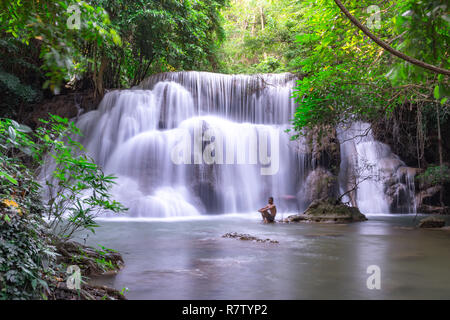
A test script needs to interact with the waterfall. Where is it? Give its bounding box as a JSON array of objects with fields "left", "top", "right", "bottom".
[
  {"left": 338, "top": 122, "right": 417, "bottom": 214},
  {"left": 72, "top": 71, "right": 415, "bottom": 217},
  {"left": 75, "top": 72, "right": 302, "bottom": 217}
]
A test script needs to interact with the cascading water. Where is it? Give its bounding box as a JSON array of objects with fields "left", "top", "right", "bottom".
[
  {"left": 338, "top": 122, "right": 417, "bottom": 214},
  {"left": 75, "top": 72, "right": 302, "bottom": 217},
  {"left": 72, "top": 71, "right": 415, "bottom": 217}
]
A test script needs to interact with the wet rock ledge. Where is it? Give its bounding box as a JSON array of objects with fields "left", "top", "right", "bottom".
[{"left": 284, "top": 198, "right": 368, "bottom": 223}]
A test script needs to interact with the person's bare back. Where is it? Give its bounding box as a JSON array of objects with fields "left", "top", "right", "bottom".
[{"left": 258, "top": 197, "right": 277, "bottom": 223}]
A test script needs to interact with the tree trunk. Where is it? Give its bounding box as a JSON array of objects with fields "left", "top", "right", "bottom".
[
  {"left": 260, "top": 7, "right": 264, "bottom": 31},
  {"left": 416, "top": 103, "right": 425, "bottom": 168},
  {"left": 436, "top": 104, "right": 444, "bottom": 207},
  {"left": 95, "top": 56, "right": 108, "bottom": 99},
  {"left": 251, "top": 15, "right": 256, "bottom": 36}
]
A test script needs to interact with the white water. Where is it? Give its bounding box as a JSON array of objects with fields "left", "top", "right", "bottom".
[
  {"left": 338, "top": 122, "right": 416, "bottom": 214},
  {"left": 73, "top": 71, "right": 415, "bottom": 217}
]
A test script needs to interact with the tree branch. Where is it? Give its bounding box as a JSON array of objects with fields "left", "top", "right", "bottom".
[
  {"left": 338, "top": 175, "right": 371, "bottom": 203},
  {"left": 333, "top": 0, "right": 450, "bottom": 76}
]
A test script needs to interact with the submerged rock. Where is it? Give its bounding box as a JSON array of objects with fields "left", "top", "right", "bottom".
[
  {"left": 284, "top": 198, "right": 367, "bottom": 223},
  {"left": 222, "top": 232, "right": 279, "bottom": 244},
  {"left": 418, "top": 216, "right": 446, "bottom": 229}
]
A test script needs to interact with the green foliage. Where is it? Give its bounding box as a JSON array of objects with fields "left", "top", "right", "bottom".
[
  {"left": 93, "top": 0, "right": 227, "bottom": 86},
  {"left": 0, "top": 203, "right": 56, "bottom": 300},
  {"left": 290, "top": 0, "right": 394, "bottom": 133},
  {"left": 219, "top": 0, "right": 449, "bottom": 167},
  {"left": 0, "top": 205, "right": 56, "bottom": 300},
  {"left": 0, "top": 119, "right": 56, "bottom": 300},
  {"left": 0, "top": 69, "right": 37, "bottom": 103},
  {"left": 0, "top": 0, "right": 228, "bottom": 109},
  {"left": 287, "top": 0, "right": 449, "bottom": 138},
  {"left": 0, "top": 0, "right": 120, "bottom": 93},
  {"left": 417, "top": 165, "right": 450, "bottom": 186},
  {"left": 94, "top": 257, "right": 115, "bottom": 272},
  {"left": 387, "top": 1, "right": 449, "bottom": 87},
  {"left": 0, "top": 36, "right": 43, "bottom": 118},
  {"left": 94, "top": 244, "right": 119, "bottom": 271},
  {"left": 218, "top": 0, "right": 302, "bottom": 74},
  {"left": 34, "top": 114, "right": 127, "bottom": 240},
  {"left": 0, "top": 115, "right": 126, "bottom": 299}
]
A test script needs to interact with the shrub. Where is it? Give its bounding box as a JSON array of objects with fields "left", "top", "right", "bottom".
[
  {"left": 34, "top": 114, "right": 127, "bottom": 240},
  {"left": 0, "top": 115, "right": 126, "bottom": 299},
  {"left": 417, "top": 165, "right": 450, "bottom": 186},
  {"left": 0, "top": 119, "right": 56, "bottom": 299}
]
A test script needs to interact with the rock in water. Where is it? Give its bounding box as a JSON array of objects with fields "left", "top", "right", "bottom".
[
  {"left": 418, "top": 216, "right": 446, "bottom": 228},
  {"left": 284, "top": 198, "right": 367, "bottom": 223},
  {"left": 302, "top": 168, "right": 337, "bottom": 204},
  {"left": 222, "top": 232, "right": 279, "bottom": 244}
]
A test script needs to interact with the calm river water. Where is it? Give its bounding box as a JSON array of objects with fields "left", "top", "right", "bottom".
[{"left": 83, "top": 214, "right": 450, "bottom": 299}]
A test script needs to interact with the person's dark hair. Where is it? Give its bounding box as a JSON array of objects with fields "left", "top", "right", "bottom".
[{"left": 269, "top": 196, "right": 273, "bottom": 201}]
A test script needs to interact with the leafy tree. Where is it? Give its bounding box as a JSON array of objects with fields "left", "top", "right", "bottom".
[
  {"left": 219, "top": 0, "right": 303, "bottom": 74},
  {"left": 93, "top": 0, "right": 227, "bottom": 87},
  {"left": 0, "top": 0, "right": 228, "bottom": 107},
  {"left": 0, "top": 0, "right": 120, "bottom": 94},
  {"left": 287, "top": 0, "right": 448, "bottom": 151}
]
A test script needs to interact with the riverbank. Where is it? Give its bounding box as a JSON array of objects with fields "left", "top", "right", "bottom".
[{"left": 50, "top": 241, "right": 126, "bottom": 300}]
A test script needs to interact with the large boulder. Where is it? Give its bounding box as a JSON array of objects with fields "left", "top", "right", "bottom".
[
  {"left": 285, "top": 197, "right": 367, "bottom": 223},
  {"left": 385, "top": 182, "right": 414, "bottom": 213},
  {"left": 307, "top": 126, "right": 341, "bottom": 175},
  {"left": 418, "top": 216, "right": 446, "bottom": 228},
  {"left": 29, "top": 89, "right": 99, "bottom": 128},
  {"left": 382, "top": 166, "right": 420, "bottom": 213},
  {"left": 415, "top": 185, "right": 450, "bottom": 214},
  {"left": 300, "top": 168, "right": 337, "bottom": 205}
]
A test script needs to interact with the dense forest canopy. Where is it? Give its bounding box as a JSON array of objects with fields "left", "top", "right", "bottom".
[
  {"left": 217, "top": 0, "right": 449, "bottom": 169},
  {"left": 0, "top": 0, "right": 449, "bottom": 300},
  {"left": 1, "top": 0, "right": 227, "bottom": 111}
]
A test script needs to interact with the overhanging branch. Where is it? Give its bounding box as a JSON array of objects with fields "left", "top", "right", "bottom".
[{"left": 333, "top": 0, "right": 450, "bottom": 76}]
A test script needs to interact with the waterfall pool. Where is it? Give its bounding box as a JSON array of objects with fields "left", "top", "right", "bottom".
[{"left": 82, "top": 214, "right": 450, "bottom": 299}]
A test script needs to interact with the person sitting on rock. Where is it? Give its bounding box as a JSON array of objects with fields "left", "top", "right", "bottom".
[{"left": 258, "top": 197, "right": 277, "bottom": 223}]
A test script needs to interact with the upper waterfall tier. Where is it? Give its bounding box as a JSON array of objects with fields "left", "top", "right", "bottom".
[{"left": 137, "top": 71, "right": 298, "bottom": 125}]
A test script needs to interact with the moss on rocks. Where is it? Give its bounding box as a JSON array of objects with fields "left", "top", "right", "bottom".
[
  {"left": 285, "top": 198, "right": 367, "bottom": 223},
  {"left": 55, "top": 241, "right": 124, "bottom": 276},
  {"left": 418, "top": 216, "right": 446, "bottom": 228},
  {"left": 222, "top": 232, "right": 279, "bottom": 243},
  {"left": 49, "top": 241, "right": 126, "bottom": 300}
]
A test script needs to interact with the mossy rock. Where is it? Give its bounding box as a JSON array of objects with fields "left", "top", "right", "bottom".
[
  {"left": 418, "top": 216, "right": 446, "bottom": 228},
  {"left": 285, "top": 198, "right": 367, "bottom": 223},
  {"left": 55, "top": 241, "right": 124, "bottom": 276}
]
